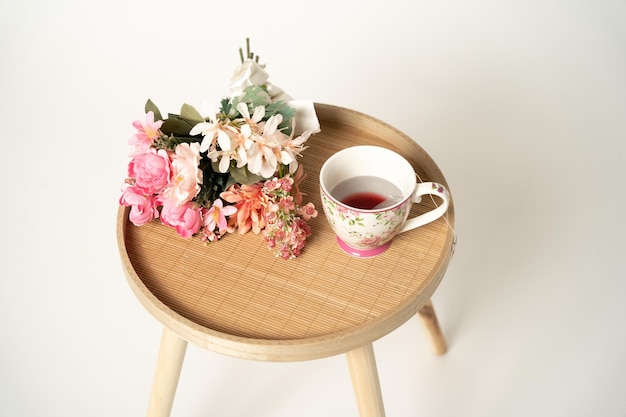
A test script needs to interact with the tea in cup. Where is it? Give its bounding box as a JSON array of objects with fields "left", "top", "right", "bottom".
[{"left": 319, "top": 145, "right": 450, "bottom": 257}]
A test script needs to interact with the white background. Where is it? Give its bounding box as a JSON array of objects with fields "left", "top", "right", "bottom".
[{"left": 1, "top": 1, "right": 625, "bottom": 416}]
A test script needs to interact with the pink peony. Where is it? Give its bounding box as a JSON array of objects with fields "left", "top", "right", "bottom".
[
  {"left": 160, "top": 200, "right": 202, "bottom": 238},
  {"left": 128, "top": 149, "right": 170, "bottom": 194},
  {"left": 163, "top": 142, "right": 202, "bottom": 206},
  {"left": 119, "top": 183, "right": 159, "bottom": 226}
]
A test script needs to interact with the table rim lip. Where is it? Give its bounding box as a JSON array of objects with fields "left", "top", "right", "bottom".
[{"left": 116, "top": 102, "right": 455, "bottom": 360}]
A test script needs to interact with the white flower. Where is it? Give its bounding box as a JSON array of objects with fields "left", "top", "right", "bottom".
[
  {"left": 233, "top": 123, "right": 253, "bottom": 168},
  {"left": 229, "top": 59, "right": 293, "bottom": 101},
  {"left": 281, "top": 120, "right": 312, "bottom": 174},
  {"left": 229, "top": 60, "right": 269, "bottom": 96},
  {"left": 208, "top": 145, "right": 234, "bottom": 173},
  {"left": 237, "top": 102, "right": 265, "bottom": 129},
  {"left": 189, "top": 114, "right": 232, "bottom": 153},
  {"left": 247, "top": 114, "right": 283, "bottom": 178}
]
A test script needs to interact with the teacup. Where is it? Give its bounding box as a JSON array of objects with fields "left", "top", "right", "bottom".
[{"left": 319, "top": 145, "right": 450, "bottom": 257}]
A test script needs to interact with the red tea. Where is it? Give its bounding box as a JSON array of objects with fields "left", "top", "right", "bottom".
[
  {"left": 331, "top": 175, "right": 403, "bottom": 210},
  {"left": 341, "top": 192, "right": 387, "bottom": 210}
]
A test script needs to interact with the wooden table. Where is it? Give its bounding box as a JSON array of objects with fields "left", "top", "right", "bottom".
[{"left": 117, "top": 103, "right": 456, "bottom": 417}]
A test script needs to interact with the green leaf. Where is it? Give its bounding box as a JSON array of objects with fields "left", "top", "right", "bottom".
[
  {"left": 236, "top": 85, "right": 272, "bottom": 108},
  {"left": 219, "top": 97, "right": 233, "bottom": 116},
  {"left": 161, "top": 118, "right": 194, "bottom": 136},
  {"left": 229, "top": 165, "right": 264, "bottom": 185},
  {"left": 265, "top": 101, "right": 296, "bottom": 135},
  {"left": 224, "top": 174, "right": 238, "bottom": 190},
  {"left": 180, "top": 103, "right": 204, "bottom": 124},
  {"left": 145, "top": 99, "right": 163, "bottom": 121}
]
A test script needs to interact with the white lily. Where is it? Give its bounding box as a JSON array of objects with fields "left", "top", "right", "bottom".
[{"left": 189, "top": 112, "right": 232, "bottom": 153}]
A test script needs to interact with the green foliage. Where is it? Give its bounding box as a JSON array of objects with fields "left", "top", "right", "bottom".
[
  {"left": 219, "top": 97, "right": 233, "bottom": 117},
  {"left": 266, "top": 101, "right": 296, "bottom": 135},
  {"left": 195, "top": 158, "right": 230, "bottom": 205},
  {"left": 229, "top": 164, "right": 264, "bottom": 185},
  {"left": 161, "top": 118, "right": 195, "bottom": 137},
  {"left": 232, "top": 85, "right": 272, "bottom": 109},
  {"left": 145, "top": 99, "right": 163, "bottom": 121},
  {"left": 180, "top": 103, "right": 204, "bottom": 124}
]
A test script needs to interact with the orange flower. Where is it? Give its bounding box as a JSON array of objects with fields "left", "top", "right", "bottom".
[{"left": 220, "top": 182, "right": 269, "bottom": 234}]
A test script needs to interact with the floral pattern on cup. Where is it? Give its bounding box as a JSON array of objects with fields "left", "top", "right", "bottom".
[
  {"left": 432, "top": 183, "right": 445, "bottom": 194},
  {"left": 321, "top": 194, "right": 409, "bottom": 249}
]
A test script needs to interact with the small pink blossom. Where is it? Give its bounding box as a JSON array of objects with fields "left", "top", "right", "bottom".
[
  {"left": 263, "top": 179, "right": 279, "bottom": 192},
  {"left": 262, "top": 216, "right": 312, "bottom": 259},
  {"left": 130, "top": 111, "right": 163, "bottom": 152},
  {"left": 160, "top": 200, "right": 202, "bottom": 238},
  {"left": 201, "top": 228, "right": 219, "bottom": 243},
  {"left": 127, "top": 149, "right": 170, "bottom": 194},
  {"left": 278, "top": 176, "right": 293, "bottom": 192},
  {"left": 204, "top": 199, "right": 237, "bottom": 233},
  {"left": 278, "top": 196, "right": 295, "bottom": 213},
  {"left": 298, "top": 202, "right": 318, "bottom": 221}
]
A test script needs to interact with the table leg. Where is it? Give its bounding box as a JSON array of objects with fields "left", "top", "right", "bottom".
[
  {"left": 417, "top": 299, "right": 447, "bottom": 355},
  {"left": 346, "top": 343, "right": 386, "bottom": 417},
  {"left": 146, "top": 327, "right": 188, "bottom": 417}
]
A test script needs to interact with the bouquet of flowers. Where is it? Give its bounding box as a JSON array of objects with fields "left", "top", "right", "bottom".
[{"left": 119, "top": 40, "right": 320, "bottom": 259}]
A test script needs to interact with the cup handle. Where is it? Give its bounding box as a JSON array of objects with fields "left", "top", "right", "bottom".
[{"left": 399, "top": 182, "right": 450, "bottom": 233}]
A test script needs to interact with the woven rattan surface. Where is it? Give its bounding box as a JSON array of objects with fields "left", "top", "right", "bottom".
[{"left": 118, "top": 103, "right": 455, "bottom": 360}]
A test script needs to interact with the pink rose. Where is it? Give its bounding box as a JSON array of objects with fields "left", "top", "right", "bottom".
[
  {"left": 359, "top": 236, "right": 384, "bottom": 248},
  {"left": 160, "top": 200, "right": 202, "bottom": 238},
  {"left": 119, "top": 184, "right": 159, "bottom": 226},
  {"left": 163, "top": 142, "right": 202, "bottom": 205},
  {"left": 128, "top": 149, "right": 171, "bottom": 194}
]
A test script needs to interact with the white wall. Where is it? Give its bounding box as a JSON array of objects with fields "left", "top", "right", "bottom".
[{"left": 1, "top": 1, "right": 625, "bottom": 416}]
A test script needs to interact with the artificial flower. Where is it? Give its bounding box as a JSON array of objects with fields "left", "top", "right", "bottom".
[
  {"left": 163, "top": 142, "right": 202, "bottom": 206},
  {"left": 229, "top": 60, "right": 270, "bottom": 96},
  {"left": 159, "top": 200, "right": 202, "bottom": 238},
  {"left": 119, "top": 183, "right": 160, "bottom": 226},
  {"left": 299, "top": 202, "right": 318, "bottom": 221},
  {"left": 204, "top": 199, "right": 237, "bottom": 234},
  {"left": 220, "top": 182, "right": 268, "bottom": 235},
  {"left": 281, "top": 121, "right": 313, "bottom": 174},
  {"left": 246, "top": 114, "right": 282, "bottom": 177},
  {"left": 129, "top": 111, "right": 163, "bottom": 153},
  {"left": 189, "top": 114, "right": 233, "bottom": 154},
  {"left": 127, "top": 149, "right": 170, "bottom": 194},
  {"left": 119, "top": 39, "right": 319, "bottom": 259},
  {"left": 236, "top": 102, "right": 265, "bottom": 130}
]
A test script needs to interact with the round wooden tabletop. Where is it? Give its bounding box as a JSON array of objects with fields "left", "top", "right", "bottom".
[{"left": 117, "top": 103, "right": 456, "bottom": 361}]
